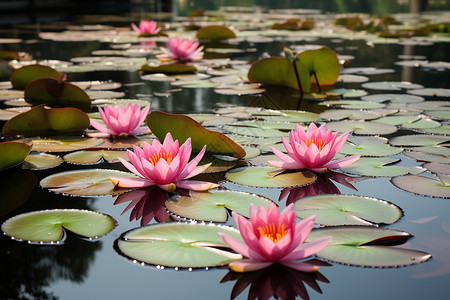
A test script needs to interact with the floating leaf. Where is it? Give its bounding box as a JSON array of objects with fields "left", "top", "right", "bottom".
[
  {"left": 63, "top": 150, "right": 129, "bottom": 164},
  {"left": 391, "top": 174, "right": 450, "bottom": 198},
  {"left": 257, "top": 110, "right": 320, "bottom": 123},
  {"left": 319, "top": 109, "right": 381, "bottom": 121},
  {"left": 187, "top": 114, "right": 236, "bottom": 127},
  {"left": 147, "top": 111, "right": 245, "bottom": 158},
  {"left": 320, "top": 100, "right": 384, "bottom": 110},
  {"left": 22, "top": 136, "right": 104, "bottom": 152},
  {"left": 423, "top": 110, "right": 450, "bottom": 121},
  {"left": 407, "top": 88, "right": 450, "bottom": 97},
  {"left": 376, "top": 115, "right": 440, "bottom": 129},
  {"left": 10, "top": 64, "right": 63, "bottom": 90},
  {"left": 23, "top": 153, "right": 63, "bottom": 170},
  {"left": 389, "top": 134, "right": 450, "bottom": 148},
  {"left": 116, "top": 223, "right": 243, "bottom": 268},
  {"left": 417, "top": 124, "right": 450, "bottom": 136},
  {"left": 296, "top": 47, "right": 340, "bottom": 87},
  {"left": 325, "top": 89, "right": 368, "bottom": 98},
  {"left": 361, "top": 81, "right": 423, "bottom": 91},
  {"left": 361, "top": 94, "right": 424, "bottom": 103},
  {"left": 326, "top": 120, "right": 397, "bottom": 135},
  {"left": 225, "top": 166, "right": 316, "bottom": 188},
  {"left": 141, "top": 63, "right": 197, "bottom": 75},
  {"left": 229, "top": 120, "right": 296, "bottom": 131},
  {"left": 165, "top": 190, "right": 273, "bottom": 222},
  {"left": 2, "top": 104, "right": 90, "bottom": 137},
  {"left": 223, "top": 124, "right": 288, "bottom": 138},
  {"left": 196, "top": 25, "right": 237, "bottom": 40},
  {"left": 1, "top": 209, "right": 116, "bottom": 243},
  {"left": 340, "top": 142, "right": 403, "bottom": 157},
  {"left": 341, "top": 67, "right": 394, "bottom": 75},
  {"left": 0, "top": 141, "right": 32, "bottom": 171},
  {"left": 341, "top": 157, "right": 425, "bottom": 177},
  {"left": 294, "top": 194, "right": 402, "bottom": 226},
  {"left": 423, "top": 162, "right": 450, "bottom": 175},
  {"left": 307, "top": 226, "right": 431, "bottom": 267},
  {"left": 404, "top": 151, "right": 450, "bottom": 164},
  {"left": 40, "top": 169, "right": 138, "bottom": 196},
  {"left": 24, "top": 78, "right": 91, "bottom": 112}
]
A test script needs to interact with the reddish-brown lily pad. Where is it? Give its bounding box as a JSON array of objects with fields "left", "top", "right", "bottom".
[
  {"left": 10, "top": 64, "right": 64, "bottom": 90},
  {"left": 196, "top": 25, "right": 237, "bottom": 40}
]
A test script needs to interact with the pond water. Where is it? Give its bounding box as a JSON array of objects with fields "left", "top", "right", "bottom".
[{"left": 1, "top": 3, "right": 450, "bottom": 300}]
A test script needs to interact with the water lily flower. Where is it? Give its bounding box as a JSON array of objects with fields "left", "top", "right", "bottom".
[
  {"left": 89, "top": 103, "right": 150, "bottom": 137},
  {"left": 157, "top": 38, "right": 204, "bottom": 62},
  {"left": 110, "top": 132, "right": 219, "bottom": 192},
  {"left": 268, "top": 123, "right": 360, "bottom": 173},
  {"left": 131, "top": 20, "right": 161, "bottom": 35},
  {"left": 218, "top": 203, "right": 331, "bottom": 273}
]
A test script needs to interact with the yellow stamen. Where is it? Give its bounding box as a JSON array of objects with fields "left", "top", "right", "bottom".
[
  {"left": 148, "top": 151, "right": 173, "bottom": 166},
  {"left": 257, "top": 223, "right": 288, "bottom": 243},
  {"left": 304, "top": 138, "right": 327, "bottom": 151}
]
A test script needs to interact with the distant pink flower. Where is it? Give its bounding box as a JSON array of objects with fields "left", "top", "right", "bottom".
[
  {"left": 89, "top": 103, "right": 150, "bottom": 137},
  {"left": 268, "top": 123, "right": 360, "bottom": 173},
  {"left": 157, "top": 38, "right": 204, "bottom": 62},
  {"left": 110, "top": 132, "right": 219, "bottom": 192},
  {"left": 218, "top": 203, "right": 331, "bottom": 273},
  {"left": 131, "top": 20, "right": 161, "bottom": 35}
]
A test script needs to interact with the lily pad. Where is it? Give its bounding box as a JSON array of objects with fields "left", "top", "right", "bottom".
[
  {"left": 389, "top": 134, "right": 450, "bottom": 147},
  {"left": 294, "top": 194, "right": 403, "bottom": 226},
  {"left": 423, "top": 110, "right": 450, "bottom": 121},
  {"left": 404, "top": 151, "right": 450, "bottom": 164},
  {"left": 196, "top": 25, "right": 237, "bottom": 40},
  {"left": 407, "top": 88, "right": 450, "bottom": 97},
  {"left": 341, "top": 157, "right": 425, "bottom": 177},
  {"left": 1, "top": 209, "right": 116, "bottom": 243},
  {"left": 257, "top": 110, "right": 320, "bottom": 123},
  {"left": 307, "top": 226, "right": 431, "bottom": 267},
  {"left": 147, "top": 111, "right": 246, "bottom": 158},
  {"left": 116, "top": 222, "right": 243, "bottom": 268},
  {"left": 10, "top": 64, "right": 63, "bottom": 90},
  {"left": 24, "top": 78, "right": 91, "bottom": 112},
  {"left": 2, "top": 104, "right": 90, "bottom": 137},
  {"left": 324, "top": 89, "right": 368, "bottom": 98},
  {"left": 165, "top": 190, "right": 273, "bottom": 222},
  {"left": 141, "top": 63, "right": 197, "bottom": 75},
  {"left": 319, "top": 109, "right": 381, "bottom": 121},
  {"left": 326, "top": 120, "right": 397, "bottom": 135},
  {"left": 296, "top": 47, "right": 340, "bottom": 87},
  {"left": 391, "top": 174, "right": 450, "bottom": 198},
  {"left": 320, "top": 100, "right": 385, "bottom": 110},
  {"left": 361, "top": 81, "right": 423, "bottom": 91},
  {"left": 361, "top": 94, "right": 424, "bottom": 103},
  {"left": 23, "top": 153, "right": 63, "bottom": 170},
  {"left": 0, "top": 141, "right": 32, "bottom": 171},
  {"left": 63, "top": 150, "right": 129, "bottom": 164},
  {"left": 423, "top": 162, "right": 450, "bottom": 175},
  {"left": 223, "top": 124, "right": 289, "bottom": 138},
  {"left": 40, "top": 169, "right": 138, "bottom": 196},
  {"left": 340, "top": 142, "right": 403, "bottom": 157},
  {"left": 22, "top": 137, "right": 104, "bottom": 152},
  {"left": 225, "top": 166, "right": 316, "bottom": 188},
  {"left": 417, "top": 124, "right": 450, "bottom": 136},
  {"left": 376, "top": 115, "right": 441, "bottom": 129}
]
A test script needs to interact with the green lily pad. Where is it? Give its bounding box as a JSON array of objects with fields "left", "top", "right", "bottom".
[
  {"left": 417, "top": 124, "right": 450, "bottom": 135},
  {"left": 2, "top": 104, "right": 90, "bottom": 137},
  {"left": 225, "top": 166, "right": 316, "bottom": 188},
  {"left": 341, "top": 157, "right": 425, "bottom": 177},
  {"left": 10, "top": 64, "right": 63, "bottom": 90},
  {"left": 24, "top": 78, "right": 91, "bottom": 112},
  {"left": 407, "top": 88, "right": 450, "bottom": 97},
  {"left": 389, "top": 134, "right": 450, "bottom": 147},
  {"left": 361, "top": 94, "right": 424, "bottom": 103},
  {"left": 294, "top": 194, "right": 403, "bottom": 226},
  {"left": 196, "top": 25, "right": 237, "bottom": 40},
  {"left": 391, "top": 174, "right": 450, "bottom": 198},
  {"left": 23, "top": 153, "right": 63, "bottom": 170},
  {"left": 307, "top": 226, "right": 431, "bottom": 267},
  {"left": 1, "top": 209, "right": 116, "bottom": 243},
  {"left": 165, "top": 190, "right": 273, "bottom": 222},
  {"left": 376, "top": 115, "right": 441, "bottom": 129},
  {"left": 141, "top": 63, "right": 197, "bottom": 75},
  {"left": 406, "top": 101, "right": 450, "bottom": 111},
  {"left": 147, "top": 111, "right": 246, "bottom": 158},
  {"left": 320, "top": 100, "right": 385, "bottom": 110},
  {"left": 116, "top": 222, "right": 243, "bottom": 268},
  {"left": 247, "top": 57, "right": 310, "bottom": 91},
  {"left": 296, "top": 47, "right": 340, "bottom": 87},
  {"left": 362, "top": 81, "right": 423, "bottom": 91},
  {"left": 326, "top": 120, "right": 397, "bottom": 135},
  {"left": 229, "top": 120, "right": 296, "bottom": 131},
  {"left": 257, "top": 110, "right": 320, "bottom": 123},
  {"left": 20, "top": 136, "right": 104, "bottom": 152},
  {"left": 223, "top": 124, "right": 289, "bottom": 138},
  {"left": 340, "top": 142, "right": 403, "bottom": 157},
  {"left": 325, "top": 89, "right": 368, "bottom": 98},
  {"left": 0, "top": 141, "right": 32, "bottom": 171},
  {"left": 423, "top": 110, "right": 450, "bottom": 121},
  {"left": 404, "top": 151, "right": 450, "bottom": 164},
  {"left": 63, "top": 150, "right": 129, "bottom": 164},
  {"left": 187, "top": 114, "right": 236, "bottom": 126},
  {"left": 319, "top": 109, "right": 381, "bottom": 121},
  {"left": 40, "top": 169, "right": 138, "bottom": 196}
]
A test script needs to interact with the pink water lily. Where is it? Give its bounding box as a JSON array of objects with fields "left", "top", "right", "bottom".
[
  {"left": 110, "top": 132, "right": 219, "bottom": 192},
  {"left": 268, "top": 123, "right": 360, "bottom": 173},
  {"left": 218, "top": 203, "right": 331, "bottom": 273},
  {"left": 131, "top": 20, "right": 161, "bottom": 35},
  {"left": 89, "top": 103, "right": 150, "bottom": 137},
  {"left": 157, "top": 38, "right": 204, "bottom": 62}
]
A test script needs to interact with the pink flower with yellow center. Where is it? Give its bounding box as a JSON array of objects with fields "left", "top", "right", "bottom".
[
  {"left": 109, "top": 132, "right": 219, "bottom": 192},
  {"left": 131, "top": 20, "right": 161, "bottom": 35},
  {"left": 218, "top": 203, "right": 331, "bottom": 273},
  {"left": 89, "top": 103, "right": 150, "bottom": 137},
  {"left": 268, "top": 123, "right": 360, "bottom": 173},
  {"left": 156, "top": 38, "right": 204, "bottom": 62}
]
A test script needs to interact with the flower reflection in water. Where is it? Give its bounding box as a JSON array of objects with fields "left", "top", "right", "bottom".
[
  {"left": 114, "top": 186, "right": 170, "bottom": 225},
  {"left": 221, "top": 260, "right": 331, "bottom": 300}
]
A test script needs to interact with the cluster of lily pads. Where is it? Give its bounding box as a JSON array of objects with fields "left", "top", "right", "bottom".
[{"left": 1, "top": 7, "right": 449, "bottom": 275}]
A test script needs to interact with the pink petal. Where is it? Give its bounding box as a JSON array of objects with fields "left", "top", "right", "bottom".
[
  {"left": 217, "top": 233, "right": 266, "bottom": 261},
  {"left": 109, "top": 176, "right": 155, "bottom": 188},
  {"left": 282, "top": 236, "right": 332, "bottom": 261},
  {"left": 228, "top": 259, "right": 273, "bottom": 273},
  {"left": 90, "top": 119, "right": 113, "bottom": 135},
  {"left": 323, "top": 155, "right": 361, "bottom": 169},
  {"left": 278, "top": 261, "right": 320, "bottom": 272},
  {"left": 175, "top": 180, "right": 219, "bottom": 191}
]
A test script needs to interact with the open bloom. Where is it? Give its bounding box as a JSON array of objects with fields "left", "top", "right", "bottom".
[
  {"left": 89, "top": 103, "right": 150, "bottom": 137},
  {"left": 110, "top": 132, "right": 219, "bottom": 192},
  {"left": 131, "top": 20, "right": 161, "bottom": 35},
  {"left": 218, "top": 203, "right": 331, "bottom": 273},
  {"left": 268, "top": 123, "right": 360, "bottom": 173},
  {"left": 156, "top": 38, "right": 204, "bottom": 62}
]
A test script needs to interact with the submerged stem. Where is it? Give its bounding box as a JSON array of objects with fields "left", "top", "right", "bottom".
[{"left": 312, "top": 71, "right": 322, "bottom": 93}]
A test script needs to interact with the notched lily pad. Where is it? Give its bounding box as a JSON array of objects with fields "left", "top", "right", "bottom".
[
  {"left": 196, "top": 25, "right": 237, "bottom": 40},
  {"left": 391, "top": 174, "right": 450, "bottom": 198},
  {"left": 320, "top": 100, "right": 384, "bottom": 110},
  {"left": 1, "top": 209, "right": 117, "bottom": 243},
  {"left": 361, "top": 81, "right": 423, "bottom": 91},
  {"left": 10, "top": 64, "right": 64, "bottom": 90},
  {"left": 307, "top": 226, "right": 431, "bottom": 267},
  {"left": 63, "top": 150, "right": 129, "bottom": 164},
  {"left": 165, "top": 189, "right": 273, "bottom": 222},
  {"left": 22, "top": 136, "right": 104, "bottom": 152},
  {"left": 326, "top": 120, "right": 397, "bottom": 135},
  {"left": 23, "top": 153, "right": 63, "bottom": 170},
  {"left": 340, "top": 141, "right": 403, "bottom": 157},
  {"left": 319, "top": 109, "right": 381, "bottom": 121},
  {"left": 341, "top": 157, "right": 425, "bottom": 177},
  {"left": 116, "top": 222, "right": 243, "bottom": 268},
  {"left": 225, "top": 166, "right": 317, "bottom": 188},
  {"left": 294, "top": 194, "right": 403, "bottom": 226},
  {"left": 0, "top": 141, "right": 32, "bottom": 171}
]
